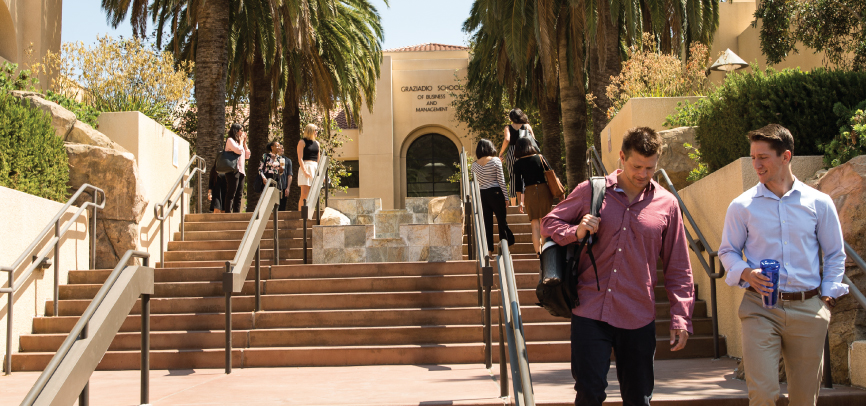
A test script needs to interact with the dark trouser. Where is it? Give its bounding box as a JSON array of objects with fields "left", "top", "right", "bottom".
[
  {"left": 224, "top": 171, "right": 245, "bottom": 213},
  {"left": 571, "top": 314, "right": 656, "bottom": 406},
  {"left": 479, "top": 187, "right": 511, "bottom": 252}
]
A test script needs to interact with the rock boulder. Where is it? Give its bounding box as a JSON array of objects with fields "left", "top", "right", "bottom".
[
  {"left": 11, "top": 91, "right": 77, "bottom": 138},
  {"left": 66, "top": 121, "right": 127, "bottom": 151},
  {"left": 657, "top": 126, "right": 699, "bottom": 190},
  {"left": 320, "top": 207, "right": 351, "bottom": 226},
  {"left": 428, "top": 195, "right": 464, "bottom": 224},
  {"left": 66, "top": 143, "right": 149, "bottom": 268},
  {"left": 813, "top": 155, "right": 866, "bottom": 384}
]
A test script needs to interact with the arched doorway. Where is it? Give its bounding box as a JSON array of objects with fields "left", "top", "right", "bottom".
[{"left": 405, "top": 133, "right": 460, "bottom": 197}]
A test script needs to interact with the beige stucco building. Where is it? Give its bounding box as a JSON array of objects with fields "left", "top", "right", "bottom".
[
  {"left": 708, "top": 0, "right": 829, "bottom": 84},
  {"left": 0, "top": 0, "right": 62, "bottom": 83},
  {"left": 332, "top": 43, "right": 473, "bottom": 210}
]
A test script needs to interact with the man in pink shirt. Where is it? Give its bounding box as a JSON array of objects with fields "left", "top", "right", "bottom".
[{"left": 541, "top": 127, "right": 694, "bottom": 406}]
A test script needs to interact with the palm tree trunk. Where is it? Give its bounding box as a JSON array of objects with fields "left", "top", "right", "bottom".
[
  {"left": 195, "top": 0, "right": 231, "bottom": 192},
  {"left": 539, "top": 89, "right": 563, "bottom": 182},
  {"left": 282, "top": 88, "right": 302, "bottom": 210},
  {"left": 589, "top": 1, "right": 621, "bottom": 160},
  {"left": 558, "top": 15, "right": 588, "bottom": 188},
  {"left": 246, "top": 45, "right": 271, "bottom": 211}
]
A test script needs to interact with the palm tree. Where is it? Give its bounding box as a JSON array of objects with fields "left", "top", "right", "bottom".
[
  {"left": 101, "top": 0, "right": 234, "bottom": 187},
  {"left": 277, "top": 0, "right": 385, "bottom": 209}
]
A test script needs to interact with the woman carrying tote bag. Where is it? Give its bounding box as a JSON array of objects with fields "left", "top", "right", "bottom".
[
  {"left": 512, "top": 136, "right": 555, "bottom": 257},
  {"left": 498, "top": 108, "right": 537, "bottom": 206},
  {"left": 223, "top": 123, "right": 251, "bottom": 213}
]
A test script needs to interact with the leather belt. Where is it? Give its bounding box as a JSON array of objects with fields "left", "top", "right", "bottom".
[{"left": 747, "top": 287, "right": 820, "bottom": 301}]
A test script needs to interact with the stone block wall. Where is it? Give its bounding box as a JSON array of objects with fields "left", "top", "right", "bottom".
[
  {"left": 312, "top": 223, "right": 462, "bottom": 263},
  {"left": 327, "top": 198, "right": 380, "bottom": 225},
  {"left": 312, "top": 196, "right": 464, "bottom": 264}
]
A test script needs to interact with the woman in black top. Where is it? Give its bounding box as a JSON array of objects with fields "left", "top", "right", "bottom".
[
  {"left": 296, "top": 124, "right": 321, "bottom": 210},
  {"left": 207, "top": 162, "right": 227, "bottom": 213},
  {"left": 258, "top": 141, "right": 293, "bottom": 211},
  {"left": 498, "top": 108, "right": 537, "bottom": 206},
  {"left": 512, "top": 136, "right": 554, "bottom": 256}
]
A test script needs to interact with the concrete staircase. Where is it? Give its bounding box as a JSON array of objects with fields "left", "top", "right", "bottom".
[{"left": 10, "top": 207, "right": 724, "bottom": 371}]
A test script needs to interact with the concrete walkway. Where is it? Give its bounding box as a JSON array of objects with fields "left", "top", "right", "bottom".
[{"left": 2, "top": 358, "right": 865, "bottom": 405}]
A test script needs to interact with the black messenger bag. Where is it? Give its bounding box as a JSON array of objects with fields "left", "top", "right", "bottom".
[{"left": 535, "top": 176, "right": 605, "bottom": 318}]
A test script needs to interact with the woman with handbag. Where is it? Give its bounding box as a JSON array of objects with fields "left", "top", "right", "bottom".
[
  {"left": 224, "top": 123, "right": 251, "bottom": 213},
  {"left": 498, "top": 108, "right": 537, "bottom": 207},
  {"left": 472, "top": 139, "right": 515, "bottom": 257},
  {"left": 296, "top": 124, "right": 321, "bottom": 211},
  {"left": 512, "top": 136, "right": 555, "bottom": 257},
  {"left": 259, "top": 141, "right": 293, "bottom": 211}
]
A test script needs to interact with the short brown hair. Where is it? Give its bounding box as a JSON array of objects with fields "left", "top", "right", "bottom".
[
  {"left": 747, "top": 124, "right": 794, "bottom": 156},
  {"left": 622, "top": 127, "right": 662, "bottom": 158}
]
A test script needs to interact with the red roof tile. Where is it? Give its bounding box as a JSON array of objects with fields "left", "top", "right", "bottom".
[{"left": 384, "top": 43, "right": 469, "bottom": 53}]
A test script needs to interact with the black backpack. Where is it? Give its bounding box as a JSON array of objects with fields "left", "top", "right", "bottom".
[{"left": 535, "top": 177, "right": 605, "bottom": 318}]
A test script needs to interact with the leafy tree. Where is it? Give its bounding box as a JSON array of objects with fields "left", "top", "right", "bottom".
[{"left": 756, "top": 0, "right": 866, "bottom": 71}]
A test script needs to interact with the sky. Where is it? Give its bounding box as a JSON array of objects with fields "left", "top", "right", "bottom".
[{"left": 61, "top": 0, "right": 473, "bottom": 50}]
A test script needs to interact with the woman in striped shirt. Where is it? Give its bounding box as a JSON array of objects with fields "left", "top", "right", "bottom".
[{"left": 471, "top": 139, "right": 515, "bottom": 256}]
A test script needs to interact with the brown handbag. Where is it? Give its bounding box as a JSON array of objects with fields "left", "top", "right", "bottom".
[{"left": 540, "top": 155, "right": 565, "bottom": 199}]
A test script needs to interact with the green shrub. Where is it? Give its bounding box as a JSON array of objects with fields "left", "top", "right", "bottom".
[
  {"left": 664, "top": 100, "right": 705, "bottom": 128},
  {"left": 0, "top": 90, "right": 70, "bottom": 202},
  {"left": 820, "top": 101, "right": 866, "bottom": 167},
  {"left": 683, "top": 67, "right": 866, "bottom": 172}
]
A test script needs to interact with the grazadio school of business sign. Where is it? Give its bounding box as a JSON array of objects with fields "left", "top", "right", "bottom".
[{"left": 401, "top": 85, "right": 464, "bottom": 112}]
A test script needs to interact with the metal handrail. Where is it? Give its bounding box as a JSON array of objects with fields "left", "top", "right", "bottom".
[
  {"left": 844, "top": 242, "right": 866, "bottom": 310},
  {"left": 496, "top": 241, "right": 535, "bottom": 406},
  {"left": 585, "top": 146, "right": 724, "bottom": 359},
  {"left": 20, "top": 250, "right": 152, "bottom": 406},
  {"left": 222, "top": 179, "right": 281, "bottom": 373},
  {"left": 301, "top": 154, "right": 330, "bottom": 264},
  {"left": 154, "top": 155, "right": 206, "bottom": 267},
  {"left": 2, "top": 183, "right": 105, "bottom": 375}
]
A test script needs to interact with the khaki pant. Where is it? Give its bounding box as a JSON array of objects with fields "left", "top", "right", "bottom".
[{"left": 738, "top": 290, "right": 831, "bottom": 406}]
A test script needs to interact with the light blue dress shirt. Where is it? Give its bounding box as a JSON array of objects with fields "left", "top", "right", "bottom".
[{"left": 718, "top": 179, "right": 849, "bottom": 298}]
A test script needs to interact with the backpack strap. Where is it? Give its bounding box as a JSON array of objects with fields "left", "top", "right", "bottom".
[{"left": 572, "top": 177, "right": 606, "bottom": 291}]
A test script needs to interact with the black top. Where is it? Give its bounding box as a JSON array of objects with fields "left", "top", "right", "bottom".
[
  {"left": 507, "top": 124, "right": 525, "bottom": 141},
  {"left": 302, "top": 139, "right": 320, "bottom": 161},
  {"left": 512, "top": 154, "right": 547, "bottom": 193}
]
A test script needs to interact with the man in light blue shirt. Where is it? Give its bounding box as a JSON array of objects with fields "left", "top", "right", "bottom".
[{"left": 719, "top": 124, "right": 848, "bottom": 406}]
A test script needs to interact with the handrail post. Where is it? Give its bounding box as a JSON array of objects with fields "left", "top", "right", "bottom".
[
  {"left": 823, "top": 332, "right": 833, "bottom": 388},
  {"left": 710, "top": 258, "right": 720, "bottom": 360},
  {"left": 466, "top": 199, "right": 473, "bottom": 261},
  {"left": 483, "top": 265, "right": 493, "bottom": 369},
  {"left": 79, "top": 323, "right": 89, "bottom": 406},
  {"left": 197, "top": 163, "right": 203, "bottom": 214},
  {"left": 302, "top": 200, "right": 308, "bottom": 265},
  {"left": 90, "top": 193, "right": 97, "bottom": 270},
  {"left": 498, "top": 305, "right": 508, "bottom": 398},
  {"left": 5, "top": 279, "right": 12, "bottom": 375},
  {"left": 223, "top": 263, "right": 232, "bottom": 374},
  {"left": 54, "top": 221, "right": 60, "bottom": 318},
  {"left": 141, "top": 292, "right": 150, "bottom": 405},
  {"left": 180, "top": 192, "right": 186, "bottom": 241},
  {"left": 255, "top": 246, "right": 262, "bottom": 312},
  {"left": 159, "top": 206, "right": 165, "bottom": 269},
  {"left": 273, "top": 204, "right": 279, "bottom": 266}
]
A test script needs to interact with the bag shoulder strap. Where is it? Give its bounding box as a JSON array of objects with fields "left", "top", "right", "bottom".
[
  {"left": 539, "top": 155, "right": 550, "bottom": 171},
  {"left": 575, "top": 176, "right": 606, "bottom": 291}
]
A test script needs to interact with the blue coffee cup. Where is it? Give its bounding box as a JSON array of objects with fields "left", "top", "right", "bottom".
[{"left": 760, "top": 259, "right": 781, "bottom": 309}]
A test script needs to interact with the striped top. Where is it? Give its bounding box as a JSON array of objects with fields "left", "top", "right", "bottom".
[{"left": 471, "top": 157, "right": 509, "bottom": 199}]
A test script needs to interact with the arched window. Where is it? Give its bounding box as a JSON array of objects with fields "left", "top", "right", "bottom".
[{"left": 405, "top": 133, "right": 459, "bottom": 197}]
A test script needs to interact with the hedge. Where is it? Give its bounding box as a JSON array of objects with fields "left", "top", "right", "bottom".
[
  {"left": 0, "top": 91, "right": 70, "bottom": 202},
  {"left": 679, "top": 67, "right": 866, "bottom": 172}
]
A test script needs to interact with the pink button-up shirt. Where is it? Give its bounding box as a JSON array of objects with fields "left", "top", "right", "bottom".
[
  {"left": 225, "top": 137, "right": 252, "bottom": 175},
  {"left": 541, "top": 170, "right": 694, "bottom": 332}
]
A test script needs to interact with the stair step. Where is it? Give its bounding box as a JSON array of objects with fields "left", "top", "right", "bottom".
[
  {"left": 160, "top": 259, "right": 305, "bottom": 268},
  {"left": 175, "top": 229, "right": 310, "bottom": 241},
  {"left": 164, "top": 248, "right": 310, "bottom": 261},
  {"left": 167, "top": 239, "right": 306, "bottom": 251},
  {"left": 492, "top": 335, "right": 727, "bottom": 362},
  {"left": 185, "top": 211, "right": 316, "bottom": 222},
  {"left": 269, "top": 261, "right": 477, "bottom": 278},
  {"left": 184, "top": 219, "right": 317, "bottom": 232}
]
